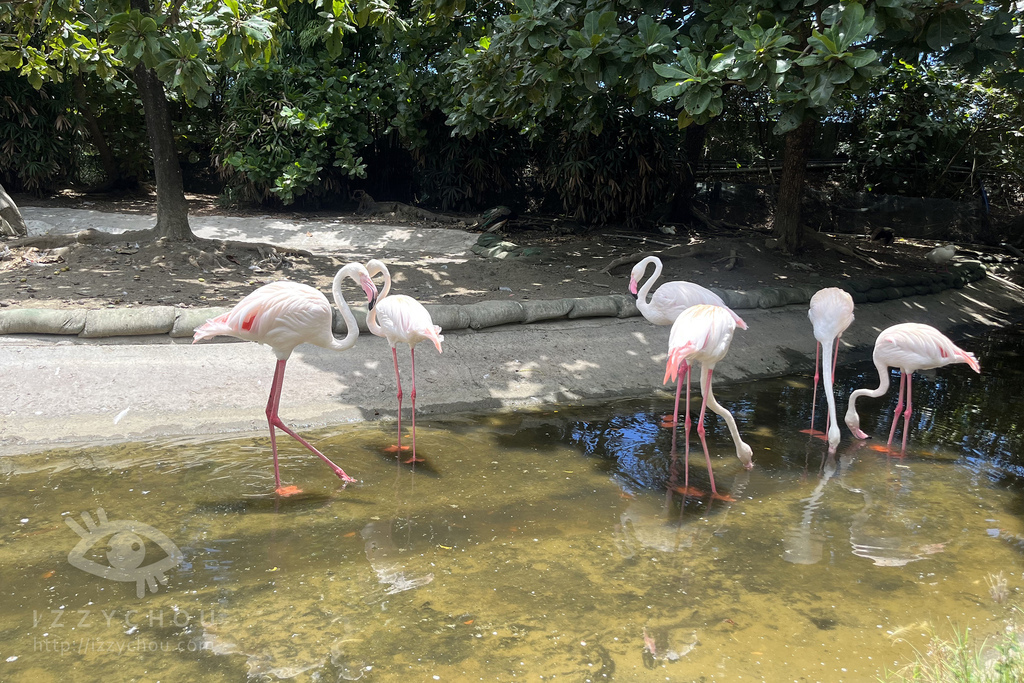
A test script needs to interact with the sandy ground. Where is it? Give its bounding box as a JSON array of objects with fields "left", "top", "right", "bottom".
[{"left": 2, "top": 192, "right": 995, "bottom": 313}]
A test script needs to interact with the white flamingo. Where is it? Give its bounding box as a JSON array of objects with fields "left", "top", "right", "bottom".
[
  {"left": 365, "top": 259, "right": 444, "bottom": 463},
  {"left": 663, "top": 304, "right": 753, "bottom": 500},
  {"left": 806, "top": 287, "right": 855, "bottom": 451},
  {"left": 193, "top": 263, "right": 377, "bottom": 495},
  {"left": 845, "top": 323, "right": 980, "bottom": 451},
  {"left": 630, "top": 255, "right": 747, "bottom": 427}
]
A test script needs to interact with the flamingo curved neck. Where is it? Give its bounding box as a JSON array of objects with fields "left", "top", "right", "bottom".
[
  {"left": 845, "top": 356, "right": 891, "bottom": 430},
  {"left": 330, "top": 268, "right": 361, "bottom": 351},
  {"left": 821, "top": 336, "right": 840, "bottom": 448},
  {"left": 366, "top": 263, "right": 392, "bottom": 337},
  {"left": 636, "top": 257, "right": 662, "bottom": 312},
  {"left": 699, "top": 362, "right": 752, "bottom": 465}
]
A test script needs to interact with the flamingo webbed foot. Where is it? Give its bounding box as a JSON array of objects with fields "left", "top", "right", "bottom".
[
  {"left": 402, "top": 455, "right": 425, "bottom": 464},
  {"left": 711, "top": 492, "right": 737, "bottom": 502},
  {"left": 334, "top": 470, "right": 357, "bottom": 483},
  {"left": 671, "top": 485, "right": 706, "bottom": 497},
  {"left": 799, "top": 428, "right": 826, "bottom": 437},
  {"left": 384, "top": 444, "right": 411, "bottom": 453},
  {"left": 275, "top": 485, "right": 303, "bottom": 497}
]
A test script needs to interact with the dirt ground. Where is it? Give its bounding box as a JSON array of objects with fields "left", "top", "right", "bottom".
[{"left": 2, "top": 189, "right": 1016, "bottom": 311}]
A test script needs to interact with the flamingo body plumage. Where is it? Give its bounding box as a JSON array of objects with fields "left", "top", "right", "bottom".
[
  {"left": 926, "top": 244, "right": 956, "bottom": 269},
  {"left": 845, "top": 323, "right": 980, "bottom": 450},
  {"left": 663, "top": 304, "right": 753, "bottom": 499},
  {"left": 193, "top": 264, "right": 376, "bottom": 494},
  {"left": 807, "top": 287, "right": 855, "bottom": 450},
  {"left": 630, "top": 256, "right": 747, "bottom": 329},
  {"left": 366, "top": 260, "right": 444, "bottom": 462}
]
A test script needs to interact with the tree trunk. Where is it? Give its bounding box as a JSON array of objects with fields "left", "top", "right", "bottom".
[
  {"left": 132, "top": 61, "right": 194, "bottom": 240},
  {"left": 0, "top": 182, "right": 28, "bottom": 236},
  {"left": 73, "top": 75, "right": 123, "bottom": 191},
  {"left": 774, "top": 119, "right": 815, "bottom": 252}
]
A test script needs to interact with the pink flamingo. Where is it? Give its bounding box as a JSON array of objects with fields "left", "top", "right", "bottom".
[
  {"left": 193, "top": 263, "right": 377, "bottom": 496},
  {"left": 845, "top": 323, "right": 980, "bottom": 451},
  {"left": 630, "top": 256, "right": 747, "bottom": 327},
  {"left": 365, "top": 259, "right": 444, "bottom": 463},
  {"left": 805, "top": 287, "right": 855, "bottom": 451},
  {"left": 663, "top": 304, "right": 754, "bottom": 500},
  {"left": 630, "top": 255, "right": 747, "bottom": 427}
]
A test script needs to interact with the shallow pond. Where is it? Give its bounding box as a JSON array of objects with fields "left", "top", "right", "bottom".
[{"left": 2, "top": 328, "right": 1024, "bottom": 682}]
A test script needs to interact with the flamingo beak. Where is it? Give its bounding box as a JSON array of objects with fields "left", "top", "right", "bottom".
[
  {"left": 628, "top": 278, "right": 638, "bottom": 297},
  {"left": 361, "top": 277, "right": 377, "bottom": 309}
]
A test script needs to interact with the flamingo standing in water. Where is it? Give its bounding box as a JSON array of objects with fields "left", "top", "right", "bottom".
[
  {"left": 365, "top": 259, "right": 444, "bottom": 463},
  {"left": 193, "top": 263, "right": 377, "bottom": 496},
  {"left": 663, "top": 304, "right": 754, "bottom": 499},
  {"left": 630, "top": 256, "right": 747, "bottom": 427},
  {"left": 806, "top": 287, "right": 855, "bottom": 451},
  {"left": 845, "top": 323, "right": 980, "bottom": 451}
]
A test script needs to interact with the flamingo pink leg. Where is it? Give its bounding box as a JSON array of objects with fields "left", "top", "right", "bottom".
[
  {"left": 385, "top": 347, "right": 410, "bottom": 454},
  {"left": 669, "top": 360, "right": 694, "bottom": 495},
  {"left": 695, "top": 368, "right": 719, "bottom": 496},
  {"left": 265, "top": 359, "right": 356, "bottom": 495},
  {"left": 887, "top": 371, "right": 906, "bottom": 446},
  {"left": 809, "top": 341, "right": 821, "bottom": 433},
  {"left": 683, "top": 363, "right": 693, "bottom": 496},
  {"left": 900, "top": 372, "right": 914, "bottom": 452},
  {"left": 406, "top": 347, "right": 424, "bottom": 464}
]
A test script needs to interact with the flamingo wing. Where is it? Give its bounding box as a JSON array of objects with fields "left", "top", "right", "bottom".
[
  {"left": 808, "top": 288, "right": 855, "bottom": 342},
  {"left": 194, "top": 281, "right": 332, "bottom": 354},
  {"left": 376, "top": 295, "right": 445, "bottom": 351},
  {"left": 878, "top": 323, "right": 980, "bottom": 373}
]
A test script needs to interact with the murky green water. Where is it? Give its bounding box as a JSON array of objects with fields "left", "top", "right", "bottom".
[{"left": 2, "top": 330, "right": 1024, "bottom": 682}]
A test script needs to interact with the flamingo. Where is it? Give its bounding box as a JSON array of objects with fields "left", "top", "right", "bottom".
[
  {"left": 926, "top": 244, "right": 956, "bottom": 271},
  {"left": 663, "top": 304, "right": 754, "bottom": 500},
  {"left": 805, "top": 287, "right": 855, "bottom": 451},
  {"left": 365, "top": 259, "right": 444, "bottom": 463},
  {"left": 630, "top": 256, "right": 747, "bottom": 328},
  {"left": 630, "top": 255, "right": 747, "bottom": 427},
  {"left": 845, "top": 323, "right": 980, "bottom": 451},
  {"left": 192, "top": 263, "right": 377, "bottom": 496}
]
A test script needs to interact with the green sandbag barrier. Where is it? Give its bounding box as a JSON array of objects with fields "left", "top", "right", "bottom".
[
  {"left": 0, "top": 308, "right": 87, "bottom": 335},
  {"left": 0, "top": 263, "right": 988, "bottom": 338},
  {"left": 80, "top": 307, "right": 178, "bottom": 338},
  {"left": 462, "top": 301, "right": 527, "bottom": 329}
]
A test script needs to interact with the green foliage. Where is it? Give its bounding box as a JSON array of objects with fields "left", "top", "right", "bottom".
[
  {"left": 0, "top": 73, "right": 76, "bottom": 193},
  {"left": 881, "top": 615, "right": 1024, "bottom": 683},
  {"left": 536, "top": 115, "right": 684, "bottom": 224},
  {"left": 844, "top": 62, "right": 1024, "bottom": 199},
  {"left": 215, "top": 57, "right": 381, "bottom": 204}
]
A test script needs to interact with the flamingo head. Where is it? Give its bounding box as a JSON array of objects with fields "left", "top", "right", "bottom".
[
  {"left": 629, "top": 260, "right": 650, "bottom": 297},
  {"left": 845, "top": 411, "right": 869, "bottom": 440},
  {"left": 737, "top": 442, "right": 754, "bottom": 470},
  {"left": 359, "top": 274, "right": 378, "bottom": 308}
]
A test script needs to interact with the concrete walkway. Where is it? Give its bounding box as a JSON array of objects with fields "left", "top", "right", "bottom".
[{"left": 3, "top": 275, "right": 1022, "bottom": 455}]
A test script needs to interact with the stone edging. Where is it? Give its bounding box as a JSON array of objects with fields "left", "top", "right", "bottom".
[{"left": 0, "top": 263, "right": 986, "bottom": 338}]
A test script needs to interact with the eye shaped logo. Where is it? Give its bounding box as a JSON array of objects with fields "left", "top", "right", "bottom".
[{"left": 66, "top": 508, "right": 183, "bottom": 599}]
